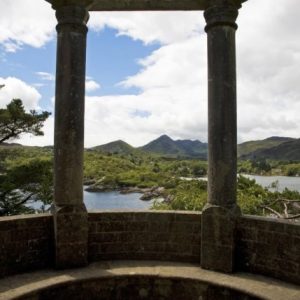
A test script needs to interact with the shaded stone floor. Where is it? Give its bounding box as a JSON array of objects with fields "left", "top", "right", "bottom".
[{"left": 0, "top": 261, "right": 299, "bottom": 300}]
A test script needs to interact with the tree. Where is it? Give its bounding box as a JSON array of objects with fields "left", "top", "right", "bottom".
[
  {"left": 0, "top": 99, "right": 50, "bottom": 143},
  {"left": 0, "top": 159, "right": 53, "bottom": 216},
  {"left": 0, "top": 99, "right": 52, "bottom": 216}
]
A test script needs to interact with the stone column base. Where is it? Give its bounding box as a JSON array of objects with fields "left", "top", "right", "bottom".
[
  {"left": 53, "top": 203, "right": 88, "bottom": 269},
  {"left": 201, "top": 204, "right": 240, "bottom": 273}
]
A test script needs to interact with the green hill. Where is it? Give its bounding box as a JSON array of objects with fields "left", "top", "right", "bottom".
[
  {"left": 91, "top": 140, "right": 138, "bottom": 155},
  {"left": 3, "top": 135, "right": 299, "bottom": 161},
  {"left": 139, "top": 135, "right": 207, "bottom": 158},
  {"left": 238, "top": 136, "right": 295, "bottom": 157},
  {"left": 175, "top": 139, "right": 207, "bottom": 158},
  {"left": 241, "top": 138, "right": 300, "bottom": 161},
  {"left": 140, "top": 135, "right": 183, "bottom": 156}
]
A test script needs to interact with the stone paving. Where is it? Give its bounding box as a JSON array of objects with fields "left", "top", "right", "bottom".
[{"left": 0, "top": 261, "right": 299, "bottom": 300}]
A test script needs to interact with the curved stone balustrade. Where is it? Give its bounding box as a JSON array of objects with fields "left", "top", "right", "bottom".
[{"left": 0, "top": 211, "right": 299, "bottom": 286}]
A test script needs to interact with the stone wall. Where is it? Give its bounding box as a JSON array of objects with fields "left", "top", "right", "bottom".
[
  {"left": 0, "top": 214, "right": 54, "bottom": 278},
  {"left": 88, "top": 211, "right": 201, "bottom": 263},
  {"left": 1, "top": 212, "right": 300, "bottom": 286},
  {"left": 236, "top": 215, "right": 300, "bottom": 285}
]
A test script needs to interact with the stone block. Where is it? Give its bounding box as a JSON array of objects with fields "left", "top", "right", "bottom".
[
  {"left": 201, "top": 205, "right": 238, "bottom": 273},
  {"left": 53, "top": 204, "right": 88, "bottom": 269}
]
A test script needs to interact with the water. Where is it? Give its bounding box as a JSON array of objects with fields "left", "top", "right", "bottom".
[
  {"left": 27, "top": 175, "right": 300, "bottom": 212},
  {"left": 83, "top": 190, "right": 154, "bottom": 210},
  {"left": 26, "top": 190, "right": 155, "bottom": 211},
  {"left": 243, "top": 174, "right": 300, "bottom": 192}
]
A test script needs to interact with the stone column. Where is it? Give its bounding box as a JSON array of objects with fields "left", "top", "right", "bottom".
[
  {"left": 52, "top": 3, "right": 89, "bottom": 268},
  {"left": 201, "top": 0, "right": 242, "bottom": 273}
]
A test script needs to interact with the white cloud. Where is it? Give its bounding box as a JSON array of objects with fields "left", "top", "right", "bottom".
[
  {"left": 89, "top": 11, "right": 204, "bottom": 45},
  {"left": 236, "top": 0, "right": 300, "bottom": 142},
  {"left": 0, "top": 77, "right": 41, "bottom": 110},
  {"left": 2, "top": 0, "right": 300, "bottom": 147},
  {"left": 36, "top": 72, "right": 54, "bottom": 81},
  {"left": 86, "top": 79, "right": 101, "bottom": 92},
  {"left": 86, "top": 0, "right": 300, "bottom": 145},
  {"left": 0, "top": 76, "right": 53, "bottom": 146},
  {"left": 0, "top": 0, "right": 55, "bottom": 52}
]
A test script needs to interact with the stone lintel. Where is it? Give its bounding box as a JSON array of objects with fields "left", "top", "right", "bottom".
[
  {"left": 201, "top": 205, "right": 240, "bottom": 273},
  {"left": 46, "top": 0, "right": 247, "bottom": 11}
]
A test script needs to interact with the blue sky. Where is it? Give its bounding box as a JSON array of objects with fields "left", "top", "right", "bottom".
[
  {"left": 1, "top": 0, "right": 300, "bottom": 147},
  {"left": 86, "top": 28, "right": 159, "bottom": 96},
  {"left": 1, "top": 27, "right": 159, "bottom": 109}
]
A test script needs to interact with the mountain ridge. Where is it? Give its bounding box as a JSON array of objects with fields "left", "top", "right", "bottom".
[{"left": 2, "top": 135, "right": 299, "bottom": 161}]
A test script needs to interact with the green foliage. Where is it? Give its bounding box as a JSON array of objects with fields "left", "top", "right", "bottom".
[
  {"left": 0, "top": 99, "right": 50, "bottom": 143},
  {"left": 0, "top": 158, "right": 53, "bottom": 216},
  {"left": 238, "top": 159, "right": 300, "bottom": 177},
  {"left": 1, "top": 138, "right": 299, "bottom": 218},
  {"left": 153, "top": 175, "right": 300, "bottom": 217},
  {"left": 236, "top": 175, "right": 269, "bottom": 215},
  {"left": 153, "top": 180, "right": 207, "bottom": 211},
  {"left": 0, "top": 99, "right": 51, "bottom": 215}
]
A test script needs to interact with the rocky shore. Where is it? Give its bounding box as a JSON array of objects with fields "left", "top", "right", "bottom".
[{"left": 84, "top": 183, "right": 166, "bottom": 201}]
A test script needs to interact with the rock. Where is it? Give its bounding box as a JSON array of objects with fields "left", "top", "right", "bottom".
[
  {"left": 83, "top": 179, "right": 96, "bottom": 185},
  {"left": 120, "top": 187, "right": 150, "bottom": 194},
  {"left": 140, "top": 187, "right": 165, "bottom": 201}
]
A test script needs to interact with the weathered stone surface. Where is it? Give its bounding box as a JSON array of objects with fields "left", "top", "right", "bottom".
[
  {"left": 200, "top": 2, "right": 241, "bottom": 273},
  {"left": 52, "top": 3, "right": 89, "bottom": 268},
  {"left": 236, "top": 215, "right": 300, "bottom": 285},
  {"left": 88, "top": 211, "right": 201, "bottom": 263},
  {"left": 1, "top": 261, "right": 299, "bottom": 300},
  {"left": 53, "top": 204, "right": 88, "bottom": 268},
  {"left": 205, "top": 3, "right": 239, "bottom": 209},
  {"left": 46, "top": 0, "right": 248, "bottom": 11},
  {"left": 201, "top": 205, "right": 238, "bottom": 273},
  {"left": 0, "top": 214, "right": 54, "bottom": 278},
  {"left": 0, "top": 213, "right": 300, "bottom": 285}
]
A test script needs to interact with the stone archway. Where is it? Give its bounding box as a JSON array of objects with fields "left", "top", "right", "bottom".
[{"left": 45, "top": 0, "right": 248, "bottom": 272}]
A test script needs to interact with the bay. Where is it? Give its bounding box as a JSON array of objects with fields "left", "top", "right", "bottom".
[
  {"left": 243, "top": 174, "right": 300, "bottom": 192},
  {"left": 27, "top": 175, "right": 300, "bottom": 212},
  {"left": 84, "top": 190, "right": 154, "bottom": 210},
  {"left": 27, "top": 190, "right": 154, "bottom": 211}
]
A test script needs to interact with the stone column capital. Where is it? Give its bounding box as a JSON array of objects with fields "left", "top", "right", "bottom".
[
  {"left": 47, "top": 0, "right": 95, "bottom": 10},
  {"left": 204, "top": 4, "right": 239, "bottom": 32},
  {"left": 55, "top": 5, "right": 89, "bottom": 32}
]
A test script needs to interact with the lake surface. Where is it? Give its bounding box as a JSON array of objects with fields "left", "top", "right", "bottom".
[
  {"left": 27, "top": 190, "right": 154, "bottom": 211},
  {"left": 243, "top": 174, "right": 300, "bottom": 192},
  {"left": 84, "top": 190, "right": 154, "bottom": 210},
  {"left": 84, "top": 175, "right": 300, "bottom": 210},
  {"left": 27, "top": 175, "right": 300, "bottom": 212}
]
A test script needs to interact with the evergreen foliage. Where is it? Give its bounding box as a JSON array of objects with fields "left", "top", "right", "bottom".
[
  {"left": 0, "top": 99, "right": 50, "bottom": 143},
  {"left": 0, "top": 99, "right": 51, "bottom": 215}
]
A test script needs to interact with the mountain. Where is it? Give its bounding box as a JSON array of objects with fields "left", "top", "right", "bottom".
[
  {"left": 240, "top": 138, "right": 300, "bottom": 161},
  {"left": 4, "top": 134, "right": 298, "bottom": 160},
  {"left": 140, "top": 135, "right": 182, "bottom": 155},
  {"left": 175, "top": 139, "right": 208, "bottom": 157},
  {"left": 91, "top": 140, "right": 137, "bottom": 155},
  {"left": 238, "top": 136, "right": 295, "bottom": 157},
  {"left": 139, "top": 134, "right": 207, "bottom": 158}
]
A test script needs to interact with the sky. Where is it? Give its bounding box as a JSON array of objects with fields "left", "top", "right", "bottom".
[{"left": 0, "top": 0, "right": 300, "bottom": 147}]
